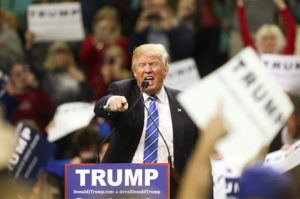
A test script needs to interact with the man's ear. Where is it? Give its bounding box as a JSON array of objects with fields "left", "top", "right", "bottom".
[{"left": 163, "top": 68, "right": 169, "bottom": 78}]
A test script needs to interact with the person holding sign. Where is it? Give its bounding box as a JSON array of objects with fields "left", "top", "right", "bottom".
[
  {"left": 237, "top": 0, "right": 296, "bottom": 55},
  {"left": 42, "top": 41, "right": 89, "bottom": 107},
  {"left": 281, "top": 95, "right": 300, "bottom": 145},
  {"left": 79, "top": 6, "right": 130, "bottom": 100},
  {"left": 178, "top": 111, "right": 226, "bottom": 199},
  {"left": 94, "top": 44, "right": 198, "bottom": 175},
  {"left": 128, "top": 0, "right": 194, "bottom": 62},
  {"left": 93, "top": 45, "right": 132, "bottom": 101},
  {"left": 5, "top": 63, "right": 55, "bottom": 136},
  {"left": 0, "top": 8, "right": 24, "bottom": 71}
]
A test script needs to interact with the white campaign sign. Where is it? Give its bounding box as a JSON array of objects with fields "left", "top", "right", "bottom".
[
  {"left": 211, "top": 159, "right": 240, "bottom": 199},
  {"left": 261, "top": 54, "right": 300, "bottom": 96},
  {"left": 177, "top": 47, "right": 293, "bottom": 173},
  {"left": 164, "top": 58, "right": 200, "bottom": 91},
  {"left": 47, "top": 102, "right": 95, "bottom": 142},
  {"left": 264, "top": 140, "right": 300, "bottom": 173},
  {"left": 27, "top": 2, "right": 85, "bottom": 42}
]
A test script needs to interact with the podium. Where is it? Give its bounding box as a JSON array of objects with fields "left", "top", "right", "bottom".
[
  {"left": 66, "top": 163, "right": 177, "bottom": 199},
  {"left": 170, "top": 167, "right": 182, "bottom": 199}
]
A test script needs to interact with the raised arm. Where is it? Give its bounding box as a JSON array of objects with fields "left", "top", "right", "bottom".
[
  {"left": 236, "top": 0, "right": 257, "bottom": 51},
  {"left": 177, "top": 111, "right": 227, "bottom": 199},
  {"left": 273, "top": 0, "right": 286, "bottom": 9},
  {"left": 274, "top": 0, "right": 296, "bottom": 54}
]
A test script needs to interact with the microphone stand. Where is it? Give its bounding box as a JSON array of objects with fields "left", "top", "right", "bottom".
[
  {"left": 143, "top": 96, "right": 181, "bottom": 199},
  {"left": 142, "top": 100, "right": 174, "bottom": 168}
]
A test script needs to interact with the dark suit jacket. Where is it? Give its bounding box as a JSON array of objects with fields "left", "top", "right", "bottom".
[{"left": 94, "top": 78, "right": 198, "bottom": 175}]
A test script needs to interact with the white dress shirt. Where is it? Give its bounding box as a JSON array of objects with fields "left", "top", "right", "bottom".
[{"left": 132, "top": 86, "right": 174, "bottom": 163}]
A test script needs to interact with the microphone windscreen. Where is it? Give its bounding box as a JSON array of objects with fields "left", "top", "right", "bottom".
[{"left": 142, "top": 81, "right": 149, "bottom": 89}]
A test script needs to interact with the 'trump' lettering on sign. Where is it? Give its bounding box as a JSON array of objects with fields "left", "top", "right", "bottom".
[
  {"left": 178, "top": 47, "right": 293, "bottom": 173},
  {"left": 164, "top": 58, "right": 200, "bottom": 91},
  {"left": 8, "top": 124, "right": 54, "bottom": 183},
  {"left": 261, "top": 54, "right": 300, "bottom": 96},
  {"left": 75, "top": 168, "right": 158, "bottom": 186},
  {"left": 27, "top": 2, "right": 85, "bottom": 42},
  {"left": 66, "top": 164, "right": 169, "bottom": 199}
]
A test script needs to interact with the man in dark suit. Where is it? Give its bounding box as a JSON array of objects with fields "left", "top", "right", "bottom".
[{"left": 94, "top": 43, "right": 198, "bottom": 175}]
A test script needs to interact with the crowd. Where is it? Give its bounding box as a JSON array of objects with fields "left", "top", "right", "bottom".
[{"left": 1, "top": 0, "right": 300, "bottom": 198}]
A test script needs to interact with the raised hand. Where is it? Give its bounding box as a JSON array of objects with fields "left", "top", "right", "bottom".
[
  {"left": 273, "top": 0, "right": 287, "bottom": 9},
  {"left": 107, "top": 96, "right": 128, "bottom": 112},
  {"left": 237, "top": 0, "right": 244, "bottom": 6}
]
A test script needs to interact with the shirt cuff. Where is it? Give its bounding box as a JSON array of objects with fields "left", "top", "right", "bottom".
[{"left": 103, "top": 97, "right": 112, "bottom": 112}]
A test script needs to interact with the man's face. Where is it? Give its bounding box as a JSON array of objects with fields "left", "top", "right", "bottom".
[{"left": 133, "top": 55, "right": 168, "bottom": 95}]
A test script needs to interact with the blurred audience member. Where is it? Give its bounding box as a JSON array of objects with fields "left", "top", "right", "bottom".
[
  {"left": 226, "top": 0, "right": 277, "bottom": 57},
  {"left": 96, "top": 117, "right": 112, "bottom": 138},
  {"left": 93, "top": 45, "right": 132, "bottom": 100},
  {"left": 45, "top": 124, "right": 110, "bottom": 180},
  {"left": 268, "top": 94, "right": 300, "bottom": 152},
  {"left": 24, "top": 30, "right": 53, "bottom": 74},
  {"left": 103, "top": 0, "right": 137, "bottom": 37},
  {"left": 239, "top": 164, "right": 292, "bottom": 199},
  {"left": 0, "top": 8, "right": 24, "bottom": 71},
  {"left": 237, "top": 0, "right": 296, "bottom": 55},
  {"left": 0, "top": 119, "right": 15, "bottom": 170},
  {"left": 42, "top": 41, "right": 90, "bottom": 107},
  {"left": 281, "top": 95, "right": 300, "bottom": 145},
  {"left": 72, "top": 126, "right": 100, "bottom": 163},
  {"left": 287, "top": 0, "right": 300, "bottom": 23},
  {"left": 97, "top": 137, "right": 110, "bottom": 163},
  {"left": 25, "top": 33, "right": 82, "bottom": 75},
  {"left": 193, "top": 0, "right": 227, "bottom": 76},
  {"left": 177, "top": 110, "right": 295, "bottom": 199},
  {"left": 0, "top": 67, "right": 19, "bottom": 121},
  {"left": 128, "top": 0, "right": 194, "bottom": 62},
  {"left": 287, "top": 164, "right": 300, "bottom": 197},
  {"left": 177, "top": 111, "right": 225, "bottom": 199},
  {"left": 24, "top": 0, "right": 83, "bottom": 69},
  {"left": 0, "top": 8, "right": 18, "bottom": 30},
  {"left": 5, "top": 63, "right": 55, "bottom": 136},
  {"left": 79, "top": 0, "right": 104, "bottom": 35},
  {"left": 118, "top": 0, "right": 154, "bottom": 38},
  {"left": 176, "top": 0, "right": 196, "bottom": 31},
  {"left": 79, "top": 6, "right": 130, "bottom": 100},
  {"left": 44, "top": 124, "right": 102, "bottom": 197},
  {"left": 29, "top": 171, "right": 62, "bottom": 199},
  {"left": 0, "top": 119, "right": 32, "bottom": 199}
]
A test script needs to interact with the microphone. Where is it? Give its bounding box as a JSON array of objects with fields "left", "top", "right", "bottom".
[
  {"left": 96, "top": 81, "right": 149, "bottom": 163},
  {"left": 142, "top": 97, "right": 174, "bottom": 168},
  {"left": 141, "top": 81, "right": 149, "bottom": 91}
]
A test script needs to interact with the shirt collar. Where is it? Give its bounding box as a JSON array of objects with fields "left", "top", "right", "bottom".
[{"left": 143, "top": 86, "right": 167, "bottom": 104}]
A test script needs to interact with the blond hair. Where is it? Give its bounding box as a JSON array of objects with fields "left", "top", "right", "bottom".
[
  {"left": 93, "top": 6, "right": 121, "bottom": 39},
  {"left": 43, "top": 41, "right": 76, "bottom": 71},
  {"left": 0, "top": 8, "right": 18, "bottom": 29},
  {"left": 132, "top": 44, "right": 169, "bottom": 70},
  {"left": 255, "top": 24, "right": 286, "bottom": 54}
]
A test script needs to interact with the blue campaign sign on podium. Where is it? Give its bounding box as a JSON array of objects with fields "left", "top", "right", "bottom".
[{"left": 65, "top": 163, "right": 170, "bottom": 199}]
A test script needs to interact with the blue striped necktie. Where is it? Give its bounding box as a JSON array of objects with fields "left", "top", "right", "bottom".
[{"left": 143, "top": 95, "right": 159, "bottom": 163}]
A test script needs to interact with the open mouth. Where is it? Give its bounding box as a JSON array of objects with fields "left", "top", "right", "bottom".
[{"left": 144, "top": 76, "right": 154, "bottom": 86}]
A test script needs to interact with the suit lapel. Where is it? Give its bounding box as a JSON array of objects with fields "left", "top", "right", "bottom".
[
  {"left": 128, "top": 83, "right": 145, "bottom": 156},
  {"left": 165, "top": 87, "right": 184, "bottom": 169}
]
